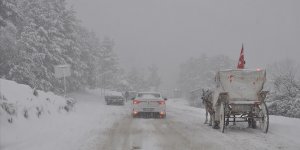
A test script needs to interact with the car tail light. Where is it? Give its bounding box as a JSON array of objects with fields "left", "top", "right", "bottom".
[
  {"left": 133, "top": 100, "right": 140, "bottom": 104},
  {"left": 158, "top": 100, "right": 165, "bottom": 105}
]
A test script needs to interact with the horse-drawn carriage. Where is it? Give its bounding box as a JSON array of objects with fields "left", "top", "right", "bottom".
[{"left": 202, "top": 69, "right": 269, "bottom": 133}]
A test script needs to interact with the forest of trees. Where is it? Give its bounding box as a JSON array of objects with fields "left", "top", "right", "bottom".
[
  {"left": 267, "top": 59, "right": 300, "bottom": 118},
  {"left": 177, "top": 54, "right": 234, "bottom": 96},
  {"left": 0, "top": 0, "right": 162, "bottom": 94},
  {"left": 0, "top": 0, "right": 120, "bottom": 93},
  {"left": 123, "top": 65, "right": 161, "bottom": 92},
  {"left": 177, "top": 54, "right": 234, "bottom": 106}
]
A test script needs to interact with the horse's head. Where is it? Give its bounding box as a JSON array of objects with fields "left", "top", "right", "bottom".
[{"left": 201, "top": 89, "right": 212, "bottom": 102}]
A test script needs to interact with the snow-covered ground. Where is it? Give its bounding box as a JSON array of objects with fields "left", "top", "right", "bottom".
[
  {"left": 1, "top": 86, "right": 300, "bottom": 150},
  {"left": 99, "top": 99, "right": 300, "bottom": 150},
  {"left": 0, "top": 79, "right": 70, "bottom": 124},
  {"left": 0, "top": 88, "right": 127, "bottom": 150}
]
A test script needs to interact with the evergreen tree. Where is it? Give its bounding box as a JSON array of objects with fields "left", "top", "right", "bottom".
[
  {"left": 177, "top": 54, "right": 234, "bottom": 96},
  {"left": 96, "top": 37, "right": 119, "bottom": 89},
  {"left": 147, "top": 64, "right": 161, "bottom": 91},
  {"left": 126, "top": 67, "right": 148, "bottom": 91},
  {"left": 0, "top": 0, "right": 122, "bottom": 94}
]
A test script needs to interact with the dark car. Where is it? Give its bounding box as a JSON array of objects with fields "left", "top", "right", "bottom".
[{"left": 105, "top": 91, "right": 125, "bottom": 105}]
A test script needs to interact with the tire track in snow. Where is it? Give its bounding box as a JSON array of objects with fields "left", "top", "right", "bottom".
[{"left": 100, "top": 115, "right": 135, "bottom": 150}]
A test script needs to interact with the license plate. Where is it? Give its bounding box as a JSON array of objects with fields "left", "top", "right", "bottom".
[{"left": 143, "top": 108, "right": 154, "bottom": 112}]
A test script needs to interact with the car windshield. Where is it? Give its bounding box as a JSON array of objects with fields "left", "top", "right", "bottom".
[
  {"left": 105, "top": 91, "right": 123, "bottom": 96},
  {"left": 137, "top": 93, "right": 161, "bottom": 99}
]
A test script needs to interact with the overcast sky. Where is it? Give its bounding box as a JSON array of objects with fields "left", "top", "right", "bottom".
[{"left": 68, "top": 0, "right": 300, "bottom": 88}]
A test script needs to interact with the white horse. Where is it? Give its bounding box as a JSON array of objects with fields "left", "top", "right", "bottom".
[{"left": 201, "top": 89, "right": 214, "bottom": 126}]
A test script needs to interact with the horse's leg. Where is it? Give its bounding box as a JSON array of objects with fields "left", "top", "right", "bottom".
[
  {"left": 233, "top": 115, "right": 236, "bottom": 125},
  {"left": 209, "top": 112, "right": 212, "bottom": 126},
  {"left": 204, "top": 106, "right": 208, "bottom": 124}
]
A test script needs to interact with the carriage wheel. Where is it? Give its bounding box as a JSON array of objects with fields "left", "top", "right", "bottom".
[
  {"left": 259, "top": 101, "right": 269, "bottom": 133},
  {"left": 220, "top": 102, "right": 225, "bottom": 133}
]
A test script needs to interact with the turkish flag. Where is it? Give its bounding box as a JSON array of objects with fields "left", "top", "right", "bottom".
[{"left": 237, "top": 45, "right": 245, "bottom": 69}]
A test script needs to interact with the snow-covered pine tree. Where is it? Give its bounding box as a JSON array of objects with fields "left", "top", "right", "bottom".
[
  {"left": 126, "top": 67, "right": 149, "bottom": 91},
  {"left": 177, "top": 54, "right": 234, "bottom": 106},
  {"left": 267, "top": 59, "right": 300, "bottom": 118},
  {"left": 147, "top": 64, "right": 161, "bottom": 91},
  {"left": 1, "top": 0, "right": 122, "bottom": 94},
  {"left": 96, "top": 37, "right": 119, "bottom": 89}
]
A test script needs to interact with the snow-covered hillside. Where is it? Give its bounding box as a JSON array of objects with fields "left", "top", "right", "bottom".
[{"left": 0, "top": 79, "right": 74, "bottom": 124}]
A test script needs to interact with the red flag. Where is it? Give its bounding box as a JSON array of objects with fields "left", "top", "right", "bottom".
[{"left": 237, "top": 44, "right": 245, "bottom": 69}]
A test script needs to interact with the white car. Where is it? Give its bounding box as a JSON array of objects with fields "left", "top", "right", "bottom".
[{"left": 131, "top": 92, "right": 167, "bottom": 118}]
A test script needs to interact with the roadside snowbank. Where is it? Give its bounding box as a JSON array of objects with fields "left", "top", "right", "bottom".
[
  {"left": 0, "top": 88, "right": 127, "bottom": 150},
  {"left": 0, "top": 79, "right": 74, "bottom": 124}
]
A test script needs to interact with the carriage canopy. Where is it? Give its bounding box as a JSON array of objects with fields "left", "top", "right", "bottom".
[{"left": 215, "top": 69, "right": 266, "bottom": 102}]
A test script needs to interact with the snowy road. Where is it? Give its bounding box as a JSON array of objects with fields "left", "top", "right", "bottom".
[
  {"left": 2, "top": 90, "right": 300, "bottom": 150},
  {"left": 101, "top": 114, "right": 193, "bottom": 150},
  {"left": 97, "top": 95, "right": 300, "bottom": 150},
  {"left": 98, "top": 98, "right": 300, "bottom": 150}
]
